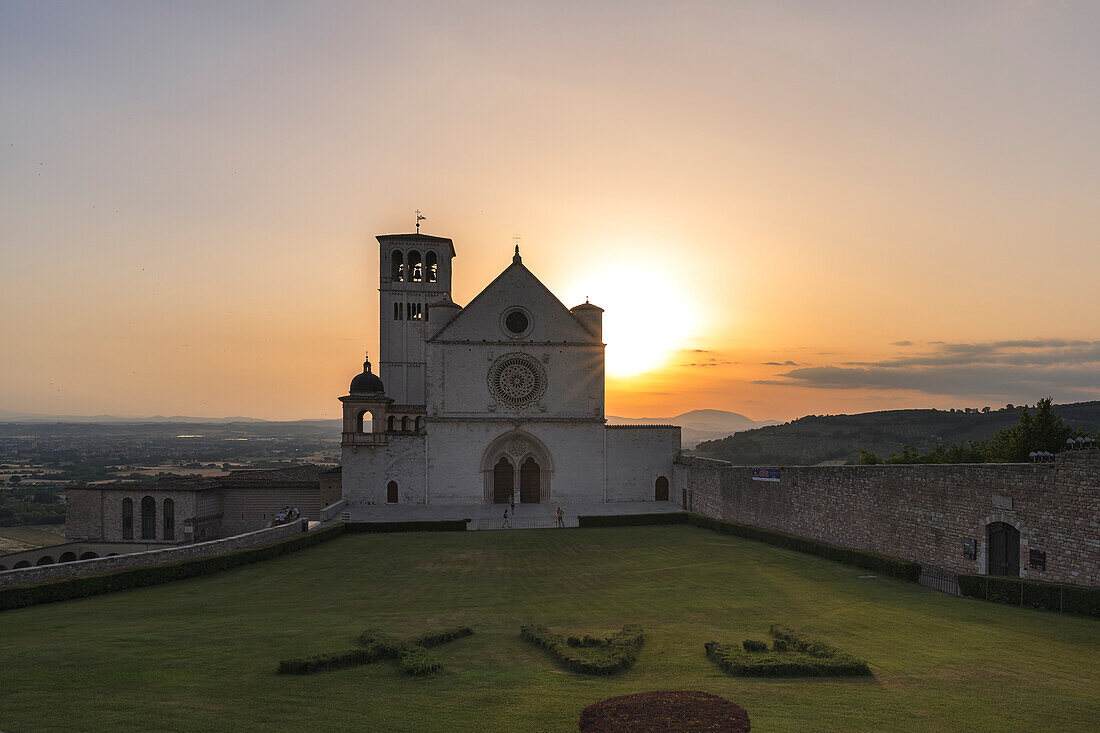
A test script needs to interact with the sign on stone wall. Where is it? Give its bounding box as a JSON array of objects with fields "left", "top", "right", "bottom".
[
  {"left": 752, "top": 468, "right": 780, "bottom": 482},
  {"left": 963, "top": 538, "right": 977, "bottom": 559},
  {"left": 1029, "top": 549, "right": 1046, "bottom": 571},
  {"left": 992, "top": 494, "right": 1013, "bottom": 510}
]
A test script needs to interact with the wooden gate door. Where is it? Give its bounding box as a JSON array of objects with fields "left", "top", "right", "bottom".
[
  {"left": 655, "top": 476, "right": 669, "bottom": 501},
  {"left": 520, "top": 457, "right": 541, "bottom": 503},
  {"left": 386, "top": 481, "right": 398, "bottom": 503},
  {"left": 987, "top": 522, "right": 1020, "bottom": 576},
  {"left": 493, "top": 457, "right": 513, "bottom": 503}
]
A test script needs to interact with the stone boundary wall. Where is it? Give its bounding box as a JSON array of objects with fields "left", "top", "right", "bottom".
[
  {"left": 674, "top": 451, "right": 1100, "bottom": 586},
  {"left": 320, "top": 499, "right": 347, "bottom": 521},
  {"left": 0, "top": 519, "right": 307, "bottom": 588}
]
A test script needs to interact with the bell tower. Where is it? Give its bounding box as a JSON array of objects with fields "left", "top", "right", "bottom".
[{"left": 376, "top": 231, "right": 456, "bottom": 406}]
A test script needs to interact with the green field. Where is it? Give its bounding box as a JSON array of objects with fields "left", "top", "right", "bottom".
[{"left": 2, "top": 526, "right": 1098, "bottom": 732}]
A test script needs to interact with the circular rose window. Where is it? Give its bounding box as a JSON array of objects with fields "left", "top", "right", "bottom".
[{"left": 488, "top": 353, "right": 547, "bottom": 408}]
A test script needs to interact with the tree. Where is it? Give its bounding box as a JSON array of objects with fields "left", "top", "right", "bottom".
[{"left": 984, "top": 397, "right": 1079, "bottom": 462}]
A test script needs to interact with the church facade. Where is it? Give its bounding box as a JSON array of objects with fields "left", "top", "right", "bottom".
[{"left": 339, "top": 232, "right": 680, "bottom": 506}]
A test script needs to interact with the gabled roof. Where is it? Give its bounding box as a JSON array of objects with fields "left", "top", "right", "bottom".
[{"left": 429, "top": 259, "right": 601, "bottom": 344}]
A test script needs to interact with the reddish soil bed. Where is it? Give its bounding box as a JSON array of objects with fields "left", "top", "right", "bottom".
[{"left": 579, "top": 690, "right": 750, "bottom": 732}]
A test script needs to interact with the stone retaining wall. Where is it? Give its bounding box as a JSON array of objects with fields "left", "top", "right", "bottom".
[
  {"left": 674, "top": 451, "right": 1100, "bottom": 586},
  {"left": 0, "top": 519, "right": 308, "bottom": 588}
]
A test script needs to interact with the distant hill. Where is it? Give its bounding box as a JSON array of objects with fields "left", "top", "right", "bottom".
[
  {"left": 0, "top": 409, "right": 270, "bottom": 424},
  {"left": 692, "top": 401, "right": 1100, "bottom": 466},
  {"left": 607, "top": 409, "right": 779, "bottom": 448}
]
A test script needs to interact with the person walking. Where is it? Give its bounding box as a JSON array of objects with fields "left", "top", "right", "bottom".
[
  {"left": 501, "top": 508, "right": 511, "bottom": 529},
  {"left": 556, "top": 506, "right": 564, "bottom": 528}
]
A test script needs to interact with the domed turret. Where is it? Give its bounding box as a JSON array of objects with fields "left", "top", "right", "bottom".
[{"left": 349, "top": 353, "right": 385, "bottom": 395}]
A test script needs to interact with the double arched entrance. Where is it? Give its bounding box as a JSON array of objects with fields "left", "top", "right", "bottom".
[{"left": 482, "top": 430, "right": 552, "bottom": 504}]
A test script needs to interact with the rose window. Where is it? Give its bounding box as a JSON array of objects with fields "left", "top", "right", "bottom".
[{"left": 488, "top": 354, "right": 547, "bottom": 408}]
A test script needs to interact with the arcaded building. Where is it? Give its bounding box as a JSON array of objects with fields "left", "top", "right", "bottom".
[{"left": 339, "top": 233, "right": 680, "bottom": 506}]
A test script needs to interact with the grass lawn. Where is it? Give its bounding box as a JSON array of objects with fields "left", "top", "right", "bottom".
[{"left": 2, "top": 525, "right": 1098, "bottom": 732}]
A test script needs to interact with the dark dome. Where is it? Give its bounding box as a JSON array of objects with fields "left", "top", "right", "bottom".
[{"left": 349, "top": 354, "right": 385, "bottom": 395}]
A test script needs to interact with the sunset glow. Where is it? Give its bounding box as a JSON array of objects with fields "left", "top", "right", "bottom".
[{"left": 2, "top": 2, "right": 1099, "bottom": 422}]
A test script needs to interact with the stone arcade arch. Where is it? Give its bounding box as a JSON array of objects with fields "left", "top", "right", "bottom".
[
  {"left": 480, "top": 430, "right": 553, "bottom": 504},
  {"left": 59, "top": 552, "right": 77, "bottom": 563}
]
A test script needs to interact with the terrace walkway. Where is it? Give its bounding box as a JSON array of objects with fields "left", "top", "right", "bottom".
[{"left": 342, "top": 500, "right": 684, "bottom": 530}]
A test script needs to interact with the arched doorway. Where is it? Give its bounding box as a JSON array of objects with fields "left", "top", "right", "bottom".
[
  {"left": 386, "top": 480, "right": 398, "bottom": 504},
  {"left": 481, "top": 430, "right": 553, "bottom": 504},
  {"left": 493, "top": 457, "right": 514, "bottom": 504},
  {"left": 141, "top": 496, "right": 156, "bottom": 540},
  {"left": 36, "top": 556, "right": 54, "bottom": 566},
  {"left": 655, "top": 476, "right": 669, "bottom": 501},
  {"left": 987, "top": 522, "right": 1020, "bottom": 576},
  {"left": 520, "top": 457, "right": 541, "bottom": 503},
  {"left": 59, "top": 552, "right": 77, "bottom": 563}
]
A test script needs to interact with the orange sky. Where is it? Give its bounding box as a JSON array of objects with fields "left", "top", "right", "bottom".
[{"left": 2, "top": 2, "right": 1099, "bottom": 421}]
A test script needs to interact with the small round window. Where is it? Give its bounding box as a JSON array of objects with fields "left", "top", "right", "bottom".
[{"left": 502, "top": 307, "right": 531, "bottom": 338}]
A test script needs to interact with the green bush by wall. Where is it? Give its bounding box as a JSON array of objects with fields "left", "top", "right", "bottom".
[{"left": 957, "top": 575, "right": 1100, "bottom": 617}]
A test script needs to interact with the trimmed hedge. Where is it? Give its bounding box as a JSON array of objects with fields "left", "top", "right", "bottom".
[
  {"left": 957, "top": 575, "right": 1100, "bottom": 617},
  {"left": 577, "top": 513, "right": 690, "bottom": 528},
  {"left": 0, "top": 524, "right": 346, "bottom": 613},
  {"left": 281, "top": 625, "right": 473, "bottom": 676},
  {"left": 706, "top": 624, "right": 871, "bottom": 677},
  {"left": 520, "top": 623, "right": 644, "bottom": 675},
  {"left": 398, "top": 646, "right": 443, "bottom": 675},
  {"left": 344, "top": 520, "right": 469, "bottom": 534},
  {"left": 686, "top": 514, "right": 921, "bottom": 581},
  {"left": 579, "top": 691, "right": 751, "bottom": 733},
  {"left": 277, "top": 646, "right": 386, "bottom": 675},
  {"left": 742, "top": 639, "right": 768, "bottom": 652}
]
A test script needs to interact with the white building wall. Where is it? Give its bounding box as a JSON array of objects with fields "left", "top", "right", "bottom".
[
  {"left": 427, "top": 421, "right": 605, "bottom": 504},
  {"left": 605, "top": 426, "right": 681, "bottom": 502},
  {"left": 341, "top": 435, "right": 427, "bottom": 505}
]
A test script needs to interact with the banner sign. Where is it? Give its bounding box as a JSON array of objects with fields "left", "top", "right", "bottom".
[{"left": 752, "top": 467, "right": 780, "bottom": 482}]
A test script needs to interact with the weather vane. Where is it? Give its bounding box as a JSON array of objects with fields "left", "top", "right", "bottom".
[{"left": 415, "top": 209, "right": 426, "bottom": 233}]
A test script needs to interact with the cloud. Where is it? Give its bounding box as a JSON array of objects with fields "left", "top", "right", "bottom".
[
  {"left": 762, "top": 360, "right": 799, "bottom": 366},
  {"left": 680, "top": 360, "right": 733, "bottom": 367},
  {"left": 754, "top": 339, "right": 1100, "bottom": 401},
  {"left": 891, "top": 340, "right": 913, "bottom": 347}
]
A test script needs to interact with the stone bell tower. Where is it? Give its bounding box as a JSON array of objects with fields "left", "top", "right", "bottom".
[{"left": 376, "top": 232, "right": 456, "bottom": 406}]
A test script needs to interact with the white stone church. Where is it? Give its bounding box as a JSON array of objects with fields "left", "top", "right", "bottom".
[{"left": 339, "top": 232, "right": 680, "bottom": 507}]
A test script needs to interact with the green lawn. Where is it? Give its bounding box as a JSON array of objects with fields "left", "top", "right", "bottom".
[{"left": 2, "top": 525, "right": 1098, "bottom": 732}]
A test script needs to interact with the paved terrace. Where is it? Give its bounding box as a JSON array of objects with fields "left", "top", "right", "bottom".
[{"left": 343, "top": 500, "right": 685, "bottom": 530}]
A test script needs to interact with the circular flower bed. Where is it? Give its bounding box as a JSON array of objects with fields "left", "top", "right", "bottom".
[{"left": 579, "top": 691, "right": 750, "bottom": 732}]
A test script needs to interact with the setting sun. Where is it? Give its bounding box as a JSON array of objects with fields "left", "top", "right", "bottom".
[{"left": 563, "top": 262, "right": 700, "bottom": 378}]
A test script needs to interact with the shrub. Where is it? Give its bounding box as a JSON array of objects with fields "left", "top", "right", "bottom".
[
  {"left": 0, "top": 524, "right": 345, "bottom": 613},
  {"left": 685, "top": 515, "right": 921, "bottom": 581},
  {"left": 520, "top": 624, "right": 644, "bottom": 675},
  {"left": 283, "top": 625, "right": 473, "bottom": 675},
  {"left": 742, "top": 639, "right": 767, "bottom": 652},
  {"left": 579, "top": 691, "right": 750, "bottom": 733},
  {"left": 398, "top": 646, "right": 443, "bottom": 675},
  {"left": 343, "top": 520, "right": 468, "bottom": 534},
  {"left": 409, "top": 626, "right": 474, "bottom": 648},
  {"left": 706, "top": 625, "right": 870, "bottom": 677},
  {"left": 277, "top": 647, "right": 385, "bottom": 675},
  {"left": 957, "top": 575, "right": 1100, "bottom": 617},
  {"left": 577, "top": 513, "right": 689, "bottom": 528}
]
